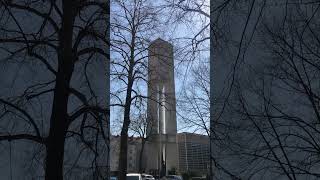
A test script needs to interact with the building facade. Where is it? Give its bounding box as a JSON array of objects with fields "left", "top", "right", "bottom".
[
  {"left": 177, "top": 133, "right": 210, "bottom": 175},
  {"left": 110, "top": 136, "right": 142, "bottom": 174},
  {"left": 110, "top": 133, "right": 210, "bottom": 176}
]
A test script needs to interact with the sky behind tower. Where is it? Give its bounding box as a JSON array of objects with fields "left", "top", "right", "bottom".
[{"left": 110, "top": 0, "right": 210, "bottom": 135}]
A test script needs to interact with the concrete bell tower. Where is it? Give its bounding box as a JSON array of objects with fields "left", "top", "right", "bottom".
[
  {"left": 145, "top": 38, "right": 178, "bottom": 176},
  {"left": 147, "top": 38, "right": 177, "bottom": 136}
]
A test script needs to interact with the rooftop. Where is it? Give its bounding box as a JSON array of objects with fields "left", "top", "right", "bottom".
[{"left": 149, "top": 38, "right": 173, "bottom": 48}]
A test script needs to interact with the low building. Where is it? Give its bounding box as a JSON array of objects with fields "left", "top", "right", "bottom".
[
  {"left": 110, "top": 133, "right": 209, "bottom": 176},
  {"left": 110, "top": 136, "right": 142, "bottom": 174},
  {"left": 177, "top": 133, "right": 210, "bottom": 175}
]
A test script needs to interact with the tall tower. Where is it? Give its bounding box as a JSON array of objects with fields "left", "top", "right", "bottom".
[
  {"left": 147, "top": 38, "right": 177, "bottom": 136},
  {"left": 145, "top": 38, "right": 178, "bottom": 176}
]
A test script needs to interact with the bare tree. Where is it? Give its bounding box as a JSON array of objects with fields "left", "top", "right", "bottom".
[
  {"left": 110, "top": 0, "right": 160, "bottom": 179},
  {"left": 163, "top": 0, "right": 209, "bottom": 53},
  {"left": 129, "top": 110, "right": 154, "bottom": 173},
  {"left": 0, "top": 1, "right": 110, "bottom": 179},
  {"left": 178, "top": 61, "right": 210, "bottom": 135}
]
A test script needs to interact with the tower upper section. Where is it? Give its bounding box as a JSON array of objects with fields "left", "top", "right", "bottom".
[{"left": 147, "top": 38, "right": 177, "bottom": 136}]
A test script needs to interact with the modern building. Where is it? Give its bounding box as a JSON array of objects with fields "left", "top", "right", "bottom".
[
  {"left": 177, "top": 133, "right": 210, "bottom": 175},
  {"left": 110, "top": 133, "right": 210, "bottom": 176}
]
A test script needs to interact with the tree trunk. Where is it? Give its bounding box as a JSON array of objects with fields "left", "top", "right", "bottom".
[
  {"left": 45, "top": 109, "right": 68, "bottom": 180},
  {"left": 139, "top": 139, "right": 146, "bottom": 173},
  {"left": 45, "top": 67, "right": 73, "bottom": 180},
  {"left": 118, "top": 81, "right": 133, "bottom": 180},
  {"left": 45, "top": 1, "right": 75, "bottom": 179},
  {"left": 45, "top": 69, "right": 72, "bottom": 180},
  {"left": 118, "top": 32, "right": 136, "bottom": 180},
  {"left": 118, "top": 126, "right": 129, "bottom": 180}
]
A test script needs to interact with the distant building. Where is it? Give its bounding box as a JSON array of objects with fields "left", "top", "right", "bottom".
[
  {"left": 110, "top": 136, "right": 142, "bottom": 174},
  {"left": 177, "top": 133, "right": 210, "bottom": 175},
  {"left": 110, "top": 132, "right": 210, "bottom": 176}
]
